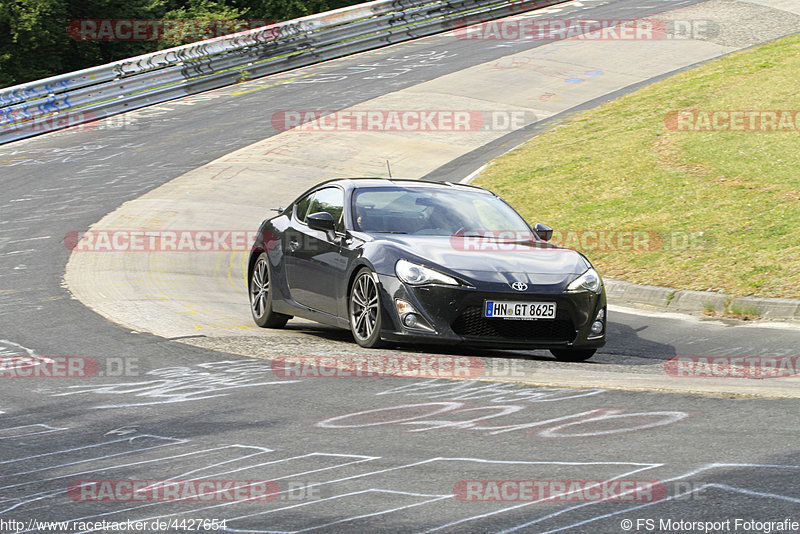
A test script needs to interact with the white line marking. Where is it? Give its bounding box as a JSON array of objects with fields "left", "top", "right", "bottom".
[
  {"left": 244, "top": 491, "right": 452, "bottom": 533},
  {"left": 0, "top": 424, "right": 66, "bottom": 440}
]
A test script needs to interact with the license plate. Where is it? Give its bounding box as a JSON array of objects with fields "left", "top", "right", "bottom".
[{"left": 484, "top": 301, "right": 556, "bottom": 320}]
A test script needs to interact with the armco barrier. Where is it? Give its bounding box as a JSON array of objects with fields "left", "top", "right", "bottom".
[{"left": 0, "top": 0, "right": 568, "bottom": 145}]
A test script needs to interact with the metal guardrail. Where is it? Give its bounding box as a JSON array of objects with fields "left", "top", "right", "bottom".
[{"left": 0, "top": 0, "right": 568, "bottom": 145}]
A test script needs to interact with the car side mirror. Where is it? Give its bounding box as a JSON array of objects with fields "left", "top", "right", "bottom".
[
  {"left": 534, "top": 223, "right": 553, "bottom": 242},
  {"left": 307, "top": 211, "right": 335, "bottom": 232},
  {"left": 307, "top": 211, "right": 339, "bottom": 241}
]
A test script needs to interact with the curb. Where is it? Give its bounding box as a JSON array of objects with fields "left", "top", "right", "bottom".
[{"left": 604, "top": 279, "right": 800, "bottom": 321}]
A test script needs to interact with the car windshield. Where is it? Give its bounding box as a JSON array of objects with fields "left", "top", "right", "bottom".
[{"left": 352, "top": 186, "right": 532, "bottom": 236}]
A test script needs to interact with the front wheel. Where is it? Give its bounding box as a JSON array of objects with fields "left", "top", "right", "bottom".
[
  {"left": 349, "top": 268, "right": 386, "bottom": 348},
  {"left": 550, "top": 348, "right": 596, "bottom": 362},
  {"left": 249, "top": 252, "right": 290, "bottom": 328}
]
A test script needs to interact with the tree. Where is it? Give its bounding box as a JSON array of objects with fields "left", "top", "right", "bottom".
[
  {"left": 0, "top": 0, "right": 366, "bottom": 89},
  {"left": 0, "top": 0, "right": 70, "bottom": 87}
]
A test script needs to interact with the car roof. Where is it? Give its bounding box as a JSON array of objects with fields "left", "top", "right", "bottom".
[{"left": 313, "top": 177, "right": 496, "bottom": 196}]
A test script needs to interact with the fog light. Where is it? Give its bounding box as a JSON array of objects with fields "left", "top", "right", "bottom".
[
  {"left": 403, "top": 314, "right": 419, "bottom": 328},
  {"left": 396, "top": 299, "right": 434, "bottom": 331},
  {"left": 591, "top": 321, "right": 604, "bottom": 335}
]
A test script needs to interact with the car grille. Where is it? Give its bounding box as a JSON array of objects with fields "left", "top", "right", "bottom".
[{"left": 451, "top": 306, "right": 576, "bottom": 342}]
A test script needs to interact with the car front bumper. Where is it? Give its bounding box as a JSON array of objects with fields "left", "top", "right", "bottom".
[{"left": 376, "top": 274, "right": 606, "bottom": 350}]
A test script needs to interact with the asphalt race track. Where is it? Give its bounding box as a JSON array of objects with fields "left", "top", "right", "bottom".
[{"left": 2, "top": 0, "right": 800, "bottom": 532}]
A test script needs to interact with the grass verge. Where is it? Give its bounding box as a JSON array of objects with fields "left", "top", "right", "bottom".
[{"left": 474, "top": 33, "right": 800, "bottom": 299}]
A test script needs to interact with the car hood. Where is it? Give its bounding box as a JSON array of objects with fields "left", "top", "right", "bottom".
[{"left": 376, "top": 235, "right": 591, "bottom": 285}]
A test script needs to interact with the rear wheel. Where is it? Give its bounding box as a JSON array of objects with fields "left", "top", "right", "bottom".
[
  {"left": 249, "top": 252, "right": 290, "bottom": 328},
  {"left": 550, "top": 348, "right": 596, "bottom": 362},
  {"left": 349, "top": 268, "right": 386, "bottom": 348}
]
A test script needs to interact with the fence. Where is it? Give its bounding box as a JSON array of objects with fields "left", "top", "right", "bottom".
[{"left": 0, "top": 0, "right": 567, "bottom": 145}]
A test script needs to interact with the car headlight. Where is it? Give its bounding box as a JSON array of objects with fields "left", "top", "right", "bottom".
[
  {"left": 566, "top": 268, "right": 602, "bottom": 293},
  {"left": 396, "top": 259, "right": 459, "bottom": 286}
]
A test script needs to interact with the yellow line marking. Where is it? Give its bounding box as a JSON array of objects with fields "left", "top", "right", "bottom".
[
  {"left": 192, "top": 323, "right": 262, "bottom": 331},
  {"left": 229, "top": 73, "right": 318, "bottom": 96}
]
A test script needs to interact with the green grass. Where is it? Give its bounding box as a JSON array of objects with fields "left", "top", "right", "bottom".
[
  {"left": 474, "top": 33, "right": 800, "bottom": 298},
  {"left": 726, "top": 302, "right": 761, "bottom": 319}
]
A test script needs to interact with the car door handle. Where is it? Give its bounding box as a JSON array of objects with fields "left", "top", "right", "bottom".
[{"left": 289, "top": 239, "right": 300, "bottom": 251}]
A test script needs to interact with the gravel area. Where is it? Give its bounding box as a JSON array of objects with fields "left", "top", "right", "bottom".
[{"left": 659, "top": 0, "right": 800, "bottom": 48}]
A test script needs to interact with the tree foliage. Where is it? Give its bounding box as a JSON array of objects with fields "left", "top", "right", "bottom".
[{"left": 0, "top": 0, "right": 364, "bottom": 88}]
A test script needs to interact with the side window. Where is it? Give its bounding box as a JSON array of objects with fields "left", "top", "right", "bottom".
[
  {"left": 294, "top": 194, "right": 312, "bottom": 222},
  {"left": 306, "top": 187, "right": 345, "bottom": 232}
]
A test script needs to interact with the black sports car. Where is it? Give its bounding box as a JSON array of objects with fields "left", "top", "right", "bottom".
[{"left": 247, "top": 178, "right": 606, "bottom": 361}]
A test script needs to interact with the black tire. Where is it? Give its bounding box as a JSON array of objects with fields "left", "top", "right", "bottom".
[
  {"left": 550, "top": 348, "right": 596, "bottom": 362},
  {"left": 349, "top": 267, "right": 386, "bottom": 348},
  {"left": 249, "top": 252, "right": 290, "bottom": 328}
]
